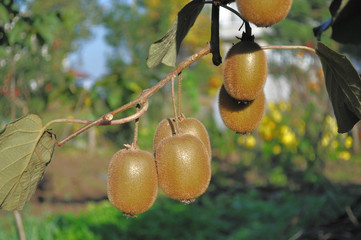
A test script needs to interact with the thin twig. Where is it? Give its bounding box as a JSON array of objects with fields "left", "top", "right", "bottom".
[
  {"left": 47, "top": 101, "right": 148, "bottom": 127},
  {"left": 171, "top": 77, "right": 180, "bottom": 133},
  {"left": 54, "top": 43, "right": 211, "bottom": 146},
  {"left": 56, "top": 101, "right": 149, "bottom": 146},
  {"left": 345, "top": 206, "right": 359, "bottom": 226},
  {"left": 132, "top": 104, "right": 141, "bottom": 148},
  {"left": 220, "top": 4, "right": 245, "bottom": 22},
  {"left": 13, "top": 210, "right": 26, "bottom": 240},
  {"left": 261, "top": 45, "right": 316, "bottom": 54},
  {"left": 178, "top": 73, "right": 183, "bottom": 116},
  {"left": 288, "top": 230, "right": 304, "bottom": 240}
]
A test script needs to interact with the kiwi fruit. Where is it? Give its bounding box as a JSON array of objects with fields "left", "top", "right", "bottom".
[
  {"left": 153, "top": 116, "right": 211, "bottom": 159},
  {"left": 223, "top": 40, "right": 267, "bottom": 101},
  {"left": 107, "top": 148, "right": 158, "bottom": 216},
  {"left": 155, "top": 134, "right": 211, "bottom": 202},
  {"left": 236, "top": 0, "right": 293, "bottom": 27},
  {"left": 218, "top": 85, "right": 265, "bottom": 134}
]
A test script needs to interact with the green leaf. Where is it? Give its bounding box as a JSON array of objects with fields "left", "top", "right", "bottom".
[
  {"left": 331, "top": 0, "right": 361, "bottom": 44},
  {"left": 8, "top": 21, "right": 26, "bottom": 45},
  {"left": 107, "top": 88, "right": 123, "bottom": 109},
  {"left": 316, "top": 42, "right": 361, "bottom": 133},
  {"left": 0, "top": 114, "right": 56, "bottom": 211},
  {"left": 0, "top": 4, "right": 9, "bottom": 23},
  {"left": 33, "top": 13, "right": 59, "bottom": 44},
  {"left": 146, "top": 0, "right": 204, "bottom": 68}
]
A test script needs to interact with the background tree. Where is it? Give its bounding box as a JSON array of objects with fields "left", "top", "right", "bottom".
[
  {"left": 95, "top": 0, "right": 216, "bottom": 148},
  {"left": 0, "top": 0, "right": 102, "bottom": 126}
]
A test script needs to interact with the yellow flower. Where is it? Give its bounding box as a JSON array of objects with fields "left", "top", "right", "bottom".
[
  {"left": 269, "top": 120, "right": 276, "bottom": 130},
  {"left": 325, "top": 115, "right": 338, "bottom": 135},
  {"left": 237, "top": 134, "right": 257, "bottom": 148},
  {"left": 297, "top": 120, "right": 306, "bottom": 136},
  {"left": 84, "top": 97, "right": 92, "bottom": 107},
  {"left": 280, "top": 125, "right": 296, "bottom": 146},
  {"left": 271, "top": 109, "right": 282, "bottom": 123},
  {"left": 279, "top": 101, "right": 290, "bottom": 112},
  {"left": 338, "top": 151, "right": 351, "bottom": 161},
  {"left": 147, "top": 0, "right": 161, "bottom": 8},
  {"left": 345, "top": 136, "right": 353, "bottom": 149},
  {"left": 245, "top": 135, "right": 257, "bottom": 148},
  {"left": 259, "top": 124, "right": 273, "bottom": 141},
  {"left": 267, "top": 102, "right": 276, "bottom": 111},
  {"left": 321, "top": 134, "right": 330, "bottom": 147},
  {"left": 263, "top": 129, "right": 273, "bottom": 141},
  {"left": 332, "top": 140, "right": 339, "bottom": 149},
  {"left": 237, "top": 135, "right": 246, "bottom": 145},
  {"left": 273, "top": 145, "right": 282, "bottom": 155},
  {"left": 259, "top": 117, "right": 277, "bottom": 141}
]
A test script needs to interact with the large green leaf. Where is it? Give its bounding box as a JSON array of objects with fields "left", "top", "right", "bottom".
[
  {"left": 146, "top": 0, "right": 204, "bottom": 68},
  {"left": 0, "top": 114, "right": 56, "bottom": 211},
  {"left": 8, "top": 21, "right": 27, "bottom": 46},
  {"left": 316, "top": 42, "right": 361, "bottom": 133}
]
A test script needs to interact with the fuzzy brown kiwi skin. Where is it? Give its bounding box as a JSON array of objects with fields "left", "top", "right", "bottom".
[
  {"left": 155, "top": 134, "right": 211, "bottom": 202},
  {"left": 153, "top": 116, "right": 211, "bottom": 159},
  {"left": 107, "top": 148, "right": 158, "bottom": 216},
  {"left": 218, "top": 85, "right": 265, "bottom": 134},
  {"left": 223, "top": 40, "right": 267, "bottom": 101},
  {"left": 236, "top": 0, "right": 293, "bottom": 27}
]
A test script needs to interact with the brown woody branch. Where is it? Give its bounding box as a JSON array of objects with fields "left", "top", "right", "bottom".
[{"left": 55, "top": 42, "right": 211, "bottom": 147}]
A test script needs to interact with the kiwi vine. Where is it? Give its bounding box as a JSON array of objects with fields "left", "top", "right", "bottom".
[{"left": 1, "top": 0, "right": 361, "bottom": 220}]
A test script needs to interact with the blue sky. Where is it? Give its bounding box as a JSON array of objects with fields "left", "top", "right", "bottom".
[
  {"left": 69, "top": 25, "right": 110, "bottom": 86},
  {"left": 68, "top": 0, "right": 113, "bottom": 87}
]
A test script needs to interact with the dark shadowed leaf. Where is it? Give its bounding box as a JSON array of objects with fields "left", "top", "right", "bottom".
[
  {"left": 146, "top": 0, "right": 204, "bottom": 68},
  {"left": 331, "top": 0, "right": 361, "bottom": 44},
  {"left": 313, "top": 0, "right": 341, "bottom": 41},
  {"left": 316, "top": 42, "right": 361, "bottom": 133},
  {"left": 313, "top": 0, "right": 361, "bottom": 43},
  {"left": 329, "top": 0, "right": 342, "bottom": 17},
  {"left": 0, "top": 114, "right": 56, "bottom": 211}
]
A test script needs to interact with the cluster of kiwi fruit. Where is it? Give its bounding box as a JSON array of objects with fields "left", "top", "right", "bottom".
[
  {"left": 218, "top": 0, "right": 293, "bottom": 134},
  {"left": 107, "top": 114, "right": 211, "bottom": 217},
  {"left": 106, "top": 0, "right": 293, "bottom": 217}
]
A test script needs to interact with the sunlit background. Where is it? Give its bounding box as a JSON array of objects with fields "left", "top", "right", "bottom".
[{"left": 1, "top": 0, "right": 361, "bottom": 239}]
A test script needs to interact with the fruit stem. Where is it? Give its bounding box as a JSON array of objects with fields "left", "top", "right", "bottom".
[
  {"left": 54, "top": 101, "right": 149, "bottom": 146},
  {"left": 132, "top": 104, "right": 141, "bottom": 148},
  {"left": 178, "top": 72, "right": 182, "bottom": 118},
  {"left": 171, "top": 77, "right": 180, "bottom": 134},
  {"left": 218, "top": 3, "right": 245, "bottom": 22},
  {"left": 244, "top": 21, "right": 252, "bottom": 38},
  {"left": 261, "top": 45, "right": 316, "bottom": 54}
]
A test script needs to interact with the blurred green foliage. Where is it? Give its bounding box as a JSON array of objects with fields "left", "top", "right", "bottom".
[
  {"left": 0, "top": 0, "right": 101, "bottom": 126},
  {"left": 0, "top": 188, "right": 354, "bottom": 240}
]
